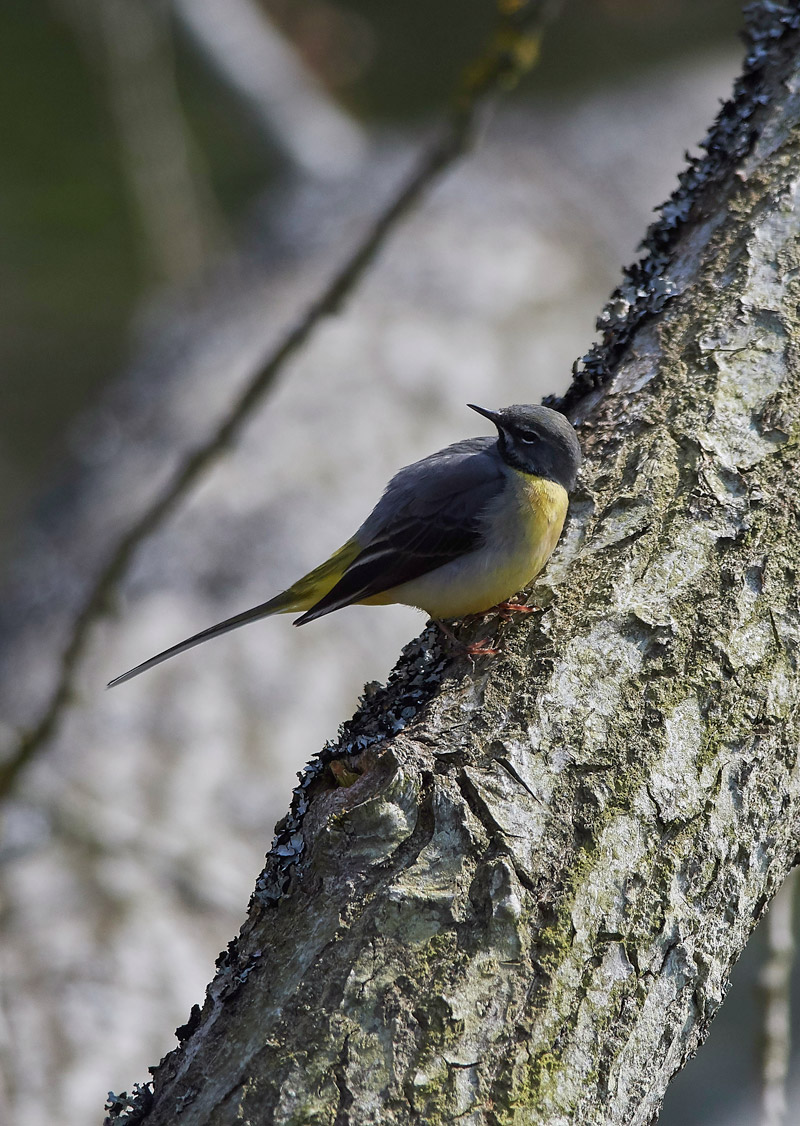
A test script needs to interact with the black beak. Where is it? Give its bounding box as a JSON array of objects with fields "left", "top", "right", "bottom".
[{"left": 467, "top": 403, "right": 502, "bottom": 427}]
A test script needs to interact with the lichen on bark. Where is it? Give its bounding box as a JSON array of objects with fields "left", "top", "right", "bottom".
[{"left": 106, "top": 7, "right": 800, "bottom": 1125}]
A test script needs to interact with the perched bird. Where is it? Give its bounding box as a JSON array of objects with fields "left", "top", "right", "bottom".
[{"left": 108, "top": 403, "right": 581, "bottom": 686}]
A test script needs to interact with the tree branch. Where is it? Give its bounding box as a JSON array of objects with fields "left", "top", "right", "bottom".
[
  {"left": 63, "top": 0, "right": 225, "bottom": 282},
  {"left": 0, "top": 0, "right": 558, "bottom": 801},
  {"left": 104, "top": 5, "right": 800, "bottom": 1123},
  {"left": 169, "top": 0, "right": 367, "bottom": 180}
]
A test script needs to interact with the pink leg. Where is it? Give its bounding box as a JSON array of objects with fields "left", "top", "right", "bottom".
[
  {"left": 432, "top": 619, "right": 500, "bottom": 658},
  {"left": 492, "top": 599, "right": 536, "bottom": 620}
]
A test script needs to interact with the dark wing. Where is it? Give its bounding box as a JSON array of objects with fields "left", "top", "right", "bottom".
[{"left": 295, "top": 438, "right": 504, "bottom": 623}]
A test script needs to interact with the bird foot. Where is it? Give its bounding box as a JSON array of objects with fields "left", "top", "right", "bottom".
[
  {"left": 464, "top": 638, "right": 501, "bottom": 658},
  {"left": 491, "top": 600, "right": 536, "bottom": 620},
  {"left": 432, "top": 619, "right": 501, "bottom": 659}
]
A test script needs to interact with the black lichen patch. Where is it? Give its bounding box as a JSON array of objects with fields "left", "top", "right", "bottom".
[
  {"left": 254, "top": 626, "right": 450, "bottom": 906},
  {"left": 209, "top": 938, "right": 266, "bottom": 1002},
  {"left": 103, "top": 1083, "right": 154, "bottom": 1125},
  {"left": 174, "top": 1003, "right": 202, "bottom": 1044},
  {"left": 547, "top": 1, "right": 800, "bottom": 417}
]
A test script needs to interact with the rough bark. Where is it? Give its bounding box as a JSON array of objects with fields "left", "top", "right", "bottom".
[{"left": 107, "top": 8, "right": 800, "bottom": 1125}]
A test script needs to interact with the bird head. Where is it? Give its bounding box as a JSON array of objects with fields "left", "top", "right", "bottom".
[{"left": 467, "top": 403, "right": 582, "bottom": 491}]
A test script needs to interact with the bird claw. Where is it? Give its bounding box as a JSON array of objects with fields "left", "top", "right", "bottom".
[
  {"left": 462, "top": 600, "right": 538, "bottom": 652},
  {"left": 464, "top": 638, "right": 501, "bottom": 658},
  {"left": 492, "top": 600, "right": 536, "bottom": 620},
  {"left": 431, "top": 619, "right": 501, "bottom": 659}
]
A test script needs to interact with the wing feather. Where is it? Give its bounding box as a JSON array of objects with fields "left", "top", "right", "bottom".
[{"left": 296, "top": 438, "right": 504, "bottom": 623}]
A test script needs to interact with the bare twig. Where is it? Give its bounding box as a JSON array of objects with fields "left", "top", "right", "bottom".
[
  {"left": 759, "top": 870, "right": 797, "bottom": 1126},
  {"left": 0, "top": 0, "right": 559, "bottom": 798}
]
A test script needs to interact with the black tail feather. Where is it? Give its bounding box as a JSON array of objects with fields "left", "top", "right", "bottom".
[{"left": 107, "top": 593, "right": 288, "bottom": 687}]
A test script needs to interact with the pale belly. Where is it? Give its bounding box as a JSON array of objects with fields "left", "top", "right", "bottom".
[{"left": 364, "top": 474, "right": 568, "bottom": 619}]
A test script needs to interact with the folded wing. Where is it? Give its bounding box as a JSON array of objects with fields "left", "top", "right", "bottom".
[{"left": 295, "top": 438, "right": 504, "bottom": 623}]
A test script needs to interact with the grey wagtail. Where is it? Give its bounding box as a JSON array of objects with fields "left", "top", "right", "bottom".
[{"left": 108, "top": 403, "right": 580, "bottom": 687}]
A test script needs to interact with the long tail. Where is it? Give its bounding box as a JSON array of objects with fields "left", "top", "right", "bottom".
[
  {"left": 107, "top": 539, "right": 361, "bottom": 687},
  {"left": 106, "top": 591, "right": 295, "bottom": 687}
]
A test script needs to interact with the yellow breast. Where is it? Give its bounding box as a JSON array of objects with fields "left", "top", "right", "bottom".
[
  {"left": 369, "top": 471, "right": 569, "bottom": 619},
  {"left": 472, "top": 472, "right": 568, "bottom": 609},
  {"left": 515, "top": 473, "right": 570, "bottom": 578}
]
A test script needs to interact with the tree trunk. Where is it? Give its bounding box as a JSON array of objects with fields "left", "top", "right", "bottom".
[{"left": 106, "top": 8, "right": 800, "bottom": 1125}]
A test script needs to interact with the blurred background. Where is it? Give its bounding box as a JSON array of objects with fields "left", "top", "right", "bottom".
[{"left": 1, "top": 1, "right": 797, "bottom": 1124}]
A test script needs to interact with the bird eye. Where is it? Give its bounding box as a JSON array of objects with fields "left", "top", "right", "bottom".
[{"left": 517, "top": 431, "right": 537, "bottom": 445}]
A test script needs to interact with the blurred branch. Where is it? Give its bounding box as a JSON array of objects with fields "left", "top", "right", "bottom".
[
  {"left": 0, "top": 0, "right": 560, "bottom": 798},
  {"left": 99, "top": 0, "right": 224, "bottom": 282},
  {"left": 170, "top": 0, "right": 367, "bottom": 180},
  {"left": 59, "top": 0, "right": 224, "bottom": 283},
  {"left": 759, "top": 870, "right": 797, "bottom": 1126}
]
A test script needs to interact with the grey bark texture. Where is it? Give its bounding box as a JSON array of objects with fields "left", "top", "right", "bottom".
[{"left": 107, "top": 9, "right": 800, "bottom": 1126}]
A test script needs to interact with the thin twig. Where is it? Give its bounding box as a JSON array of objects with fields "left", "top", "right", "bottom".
[
  {"left": 759, "top": 869, "right": 797, "bottom": 1126},
  {"left": 1, "top": 0, "right": 559, "bottom": 798}
]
